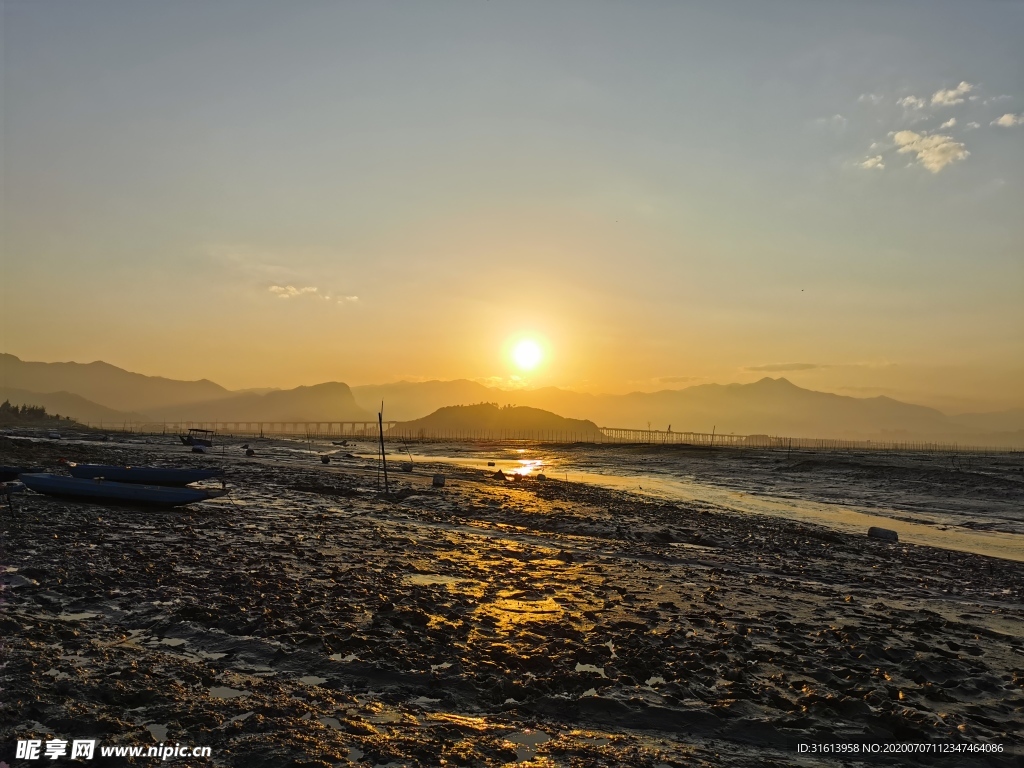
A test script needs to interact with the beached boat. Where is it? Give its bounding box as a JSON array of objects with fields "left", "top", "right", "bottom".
[
  {"left": 179, "top": 428, "right": 215, "bottom": 447},
  {"left": 1, "top": 465, "right": 43, "bottom": 482},
  {"left": 67, "top": 463, "right": 225, "bottom": 486},
  {"left": 19, "top": 473, "right": 226, "bottom": 507}
]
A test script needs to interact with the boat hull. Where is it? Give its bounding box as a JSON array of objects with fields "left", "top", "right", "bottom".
[
  {"left": 19, "top": 474, "right": 225, "bottom": 507},
  {"left": 67, "top": 464, "right": 224, "bottom": 486},
  {"left": 179, "top": 435, "right": 214, "bottom": 447}
]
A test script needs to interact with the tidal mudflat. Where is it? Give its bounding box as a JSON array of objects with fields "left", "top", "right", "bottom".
[{"left": 1, "top": 435, "right": 1022, "bottom": 766}]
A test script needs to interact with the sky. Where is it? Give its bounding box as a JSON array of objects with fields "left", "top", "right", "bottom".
[{"left": 2, "top": 0, "right": 1022, "bottom": 413}]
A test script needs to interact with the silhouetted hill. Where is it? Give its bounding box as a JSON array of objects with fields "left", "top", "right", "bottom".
[
  {"left": 0, "top": 354, "right": 230, "bottom": 412},
  {"left": 393, "top": 404, "right": 603, "bottom": 440},
  {"left": 0, "top": 386, "right": 146, "bottom": 424},
  {"left": 145, "top": 382, "right": 370, "bottom": 422}
]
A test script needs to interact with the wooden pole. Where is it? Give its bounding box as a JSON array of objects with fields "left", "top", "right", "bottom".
[{"left": 378, "top": 403, "right": 389, "bottom": 495}]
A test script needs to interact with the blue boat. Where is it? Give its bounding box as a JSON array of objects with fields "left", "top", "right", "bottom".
[
  {"left": 19, "top": 474, "right": 226, "bottom": 507},
  {"left": 67, "top": 463, "right": 225, "bottom": 486},
  {"left": 1, "top": 465, "right": 43, "bottom": 482}
]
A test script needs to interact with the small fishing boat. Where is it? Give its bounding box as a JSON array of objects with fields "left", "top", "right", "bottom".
[
  {"left": 1, "top": 465, "right": 43, "bottom": 482},
  {"left": 20, "top": 473, "right": 226, "bottom": 507},
  {"left": 67, "top": 463, "right": 225, "bottom": 486},
  {"left": 179, "top": 428, "right": 215, "bottom": 447}
]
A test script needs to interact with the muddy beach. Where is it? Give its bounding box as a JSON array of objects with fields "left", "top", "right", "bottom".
[{"left": 2, "top": 434, "right": 1022, "bottom": 767}]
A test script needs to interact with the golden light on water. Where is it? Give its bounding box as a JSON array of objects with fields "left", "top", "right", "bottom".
[{"left": 512, "top": 339, "right": 543, "bottom": 371}]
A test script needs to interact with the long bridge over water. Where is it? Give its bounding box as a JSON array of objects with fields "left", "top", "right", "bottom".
[{"left": 76, "top": 420, "right": 1019, "bottom": 453}]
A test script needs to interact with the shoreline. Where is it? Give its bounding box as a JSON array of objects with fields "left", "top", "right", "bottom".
[{"left": 2, "top": 435, "right": 1022, "bottom": 766}]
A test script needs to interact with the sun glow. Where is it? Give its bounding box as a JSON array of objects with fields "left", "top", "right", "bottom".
[{"left": 512, "top": 339, "right": 543, "bottom": 371}]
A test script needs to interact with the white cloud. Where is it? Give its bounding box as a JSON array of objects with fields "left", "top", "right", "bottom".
[
  {"left": 897, "top": 95, "right": 926, "bottom": 110},
  {"left": 338, "top": 295, "right": 359, "bottom": 304},
  {"left": 858, "top": 93, "right": 884, "bottom": 105},
  {"left": 860, "top": 155, "right": 885, "bottom": 170},
  {"left": 966, "top": 121, "right": 981, "bottom": 130},
  {"left": 269, "top": 285, "right": 319, "bottom": 299},
  {"left": 939, "top": 117, "right": 956, "bottom": 129},
  {"left": 931, "top": 81, "right": 974, "bottom": 106},
  {"left": 991, "top": 113, "right": 1024, "bottom": 127},
  {"left": 893, "top": 130, "right": 969, "bottom": 173}
]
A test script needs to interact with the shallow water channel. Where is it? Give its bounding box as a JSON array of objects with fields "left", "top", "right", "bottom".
[{"left": 390, "top": 448, "right": 1024, "bottom": 563}]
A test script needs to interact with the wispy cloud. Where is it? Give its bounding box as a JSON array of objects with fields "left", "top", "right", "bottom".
[
  {"left": 269, "top": 285, "right": 319, "bottom": 299},
  {"left": 931, "top": 81, "right": 974, "bottom": 106},
  {"left": 893, "top": 130, "right": 969, "bottom": 173},
  {"left": 991, "top": 113, "right": 1024, "bottom": 127},
  {"left": 858, "top": 93, "right": 883, "bottom": 105},
  {"left": 966, "top": 121, "right": 980, "bottom": 129},
  {"left": 746, "top": 363, "right": 825, "bottom": 372},
  {"left": 338, "top": 295, "right": 360, "bottom": 304},
  {"left": 939, "top": 117, "right": 956, "bottom": 129},
  {"left": 897, "top": 95, "right": 926, "bottom": 111},
  {"left": 859, "top": 155, "right": 885, "bottom": 170}
]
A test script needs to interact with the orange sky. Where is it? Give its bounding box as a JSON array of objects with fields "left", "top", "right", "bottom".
[{"left": 2, "top": 2, "right": 1022, "bottom": 413}]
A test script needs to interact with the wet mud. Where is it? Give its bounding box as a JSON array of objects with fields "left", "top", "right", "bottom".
[{"left": 1, "top": 435, "right": 1022, "bottom": 766}]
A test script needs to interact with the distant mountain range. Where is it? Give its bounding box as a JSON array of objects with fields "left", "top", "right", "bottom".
[
  {"left": 0, "top": 386, "right": 149, "bottom": 424},
  {"left": 145, "top": 382, "right": 370, "bottom": 423},
  {"left": 1, "top": 354, "right": 1020, "bottom": 446},
  {"left": 0, "top": 353, "right": 230, "bottom": 412}
]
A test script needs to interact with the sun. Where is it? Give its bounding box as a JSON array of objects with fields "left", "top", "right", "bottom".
[{"left": 512, "top": 339, "right": 543, "bottom": 371}]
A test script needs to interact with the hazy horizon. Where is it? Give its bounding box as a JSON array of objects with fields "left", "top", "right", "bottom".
[
  {"left": 3, "top": 2, "right": 1022, "bottom": 413},
  {"left": 3, "top": 351, "right": 1022, "bottom": 419}
]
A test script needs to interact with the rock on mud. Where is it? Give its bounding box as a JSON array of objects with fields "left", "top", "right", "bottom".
[{"left": 867, "top": 526, "right": 899, "bottom": 542}]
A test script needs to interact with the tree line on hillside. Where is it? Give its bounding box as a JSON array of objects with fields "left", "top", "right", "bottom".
[{"left": 0, "top": 400, "right": 74, "bottom": 424}]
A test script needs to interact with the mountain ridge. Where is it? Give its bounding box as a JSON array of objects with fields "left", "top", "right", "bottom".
[{"left": 1, "top": 354, "right": 1019, "bottom": 444}]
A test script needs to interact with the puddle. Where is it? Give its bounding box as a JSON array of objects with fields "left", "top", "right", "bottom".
[
  {"left": 575, "top": 663, "right": 606, "bottom": 677},
  {"left": 319, "top": 716, "right": 342, "bottom": 730},
  {"left": 147, "top": 724, "right": 168, "bottom": 742},
  {"left": 299, "top": 675, "right": 327, "bottom": 685},
  {"left": 159, "top": 638, "right": 188, "bottom": 647},
  {"left": 505, "top": 730, "right": 551, "bottom": 762},
  {"left": 405, "top": 573, "right": 471, "bottom": 587},
  {"left": 209, "top": 686, "right": 251, "bottom": 699},
  {"left": 330, "top": 653, "right": 358, "bottom": 662},
  {"left": 56, "top": 612, "right": 99, "bottom": 621}
]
